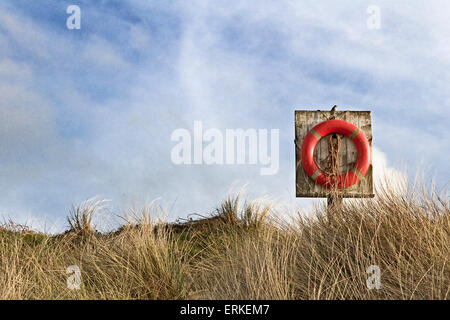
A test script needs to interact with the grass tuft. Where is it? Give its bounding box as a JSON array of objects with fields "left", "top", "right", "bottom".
[{"left": 0, "top": 176, "right": 448, "bottom": 300}]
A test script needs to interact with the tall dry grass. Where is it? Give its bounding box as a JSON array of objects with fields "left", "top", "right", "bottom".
[{"left": 0, "top": 177, "right": 448, "bottom": 300}]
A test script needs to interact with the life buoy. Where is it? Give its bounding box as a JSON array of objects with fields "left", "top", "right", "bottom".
[{"left": 301, "top": 119, "right": 371, "bottom": 189}]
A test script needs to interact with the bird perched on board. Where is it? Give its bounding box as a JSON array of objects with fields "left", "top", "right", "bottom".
[{"left": 331, "top": 105, "right": 338, "bottom": 112}]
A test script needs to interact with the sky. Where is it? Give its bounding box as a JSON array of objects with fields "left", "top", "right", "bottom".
[{"left": 0, "top": 0, "right": 449, "bottom": 232}]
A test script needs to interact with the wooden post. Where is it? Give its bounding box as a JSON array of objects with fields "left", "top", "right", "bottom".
[{"left": 327, "top": 195, "right": 342, "bottom": 221}]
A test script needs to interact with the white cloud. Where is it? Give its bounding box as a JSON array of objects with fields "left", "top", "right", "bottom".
[
  {"left": 0, "top": 6, "right": 51, "bottom": 59},
  {"left": 82, "top": 36, "right": 129, "bottom": 68},
  {"left": 0, "top": 1, "right": 448, "bottom": 231},
  {"left": 372, "top": 147, "right": 407, "bottom": 193}
]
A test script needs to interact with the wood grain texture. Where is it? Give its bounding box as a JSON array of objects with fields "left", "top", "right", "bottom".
[{"left": 295, "top": 110, "right": 374, "bottom": 198}]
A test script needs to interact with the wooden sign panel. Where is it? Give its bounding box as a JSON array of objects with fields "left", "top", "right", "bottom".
[{"left": 295, "top": 109, "right": 374, "bottom": 198}]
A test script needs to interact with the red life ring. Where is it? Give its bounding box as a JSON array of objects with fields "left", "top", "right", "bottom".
[{"left": 301, "top": 119, "right": 371, "bottom": 189}]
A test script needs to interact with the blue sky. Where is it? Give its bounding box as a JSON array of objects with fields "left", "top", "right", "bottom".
[{"left": 0, "top": 0, "right": 449, "bottom": 232}]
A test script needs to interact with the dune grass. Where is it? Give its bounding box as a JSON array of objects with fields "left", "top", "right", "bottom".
[{"left": 0, "top": 179, "right": 448, "bottom": 300}]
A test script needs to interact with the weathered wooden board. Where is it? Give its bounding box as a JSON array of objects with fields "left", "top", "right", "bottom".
[{"left": 295, "top": 109, "right": 374, "bottom": 198}]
